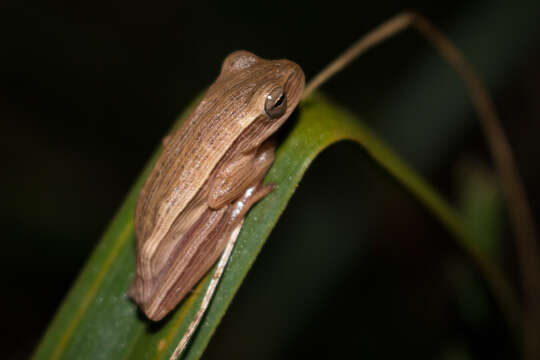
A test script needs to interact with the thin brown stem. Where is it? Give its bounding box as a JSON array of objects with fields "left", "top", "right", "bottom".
[
  {"left": 303, "top": 11, "right": 540, "bottom": 359},
  {"left": 302, "top": 13, "right": 411, "bottom": 100}
]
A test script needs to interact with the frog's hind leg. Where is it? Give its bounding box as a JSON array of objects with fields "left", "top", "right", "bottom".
[
  {"left": 169, "top": 173, "right": 274, "bottom": 360},
  {"left": 168, "top": 220, "right": 242, "bottom": 360}
]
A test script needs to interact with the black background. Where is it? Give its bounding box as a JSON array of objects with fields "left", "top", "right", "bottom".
[{"left": 2, "top": 0, "right": 540, "bottom": 359}]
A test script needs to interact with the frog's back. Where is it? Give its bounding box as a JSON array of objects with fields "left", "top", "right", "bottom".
[{"left": 131, "top": 51, "right": 305, "bottom": 308}]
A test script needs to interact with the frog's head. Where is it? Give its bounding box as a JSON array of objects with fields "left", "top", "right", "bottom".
[{"left": 215, "top": 50, "right": 305, "bottom": 137}]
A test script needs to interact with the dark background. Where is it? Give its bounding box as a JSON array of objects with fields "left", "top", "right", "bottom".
[{"left": 2, "top": 0, "right": 540, "bottom": 359}]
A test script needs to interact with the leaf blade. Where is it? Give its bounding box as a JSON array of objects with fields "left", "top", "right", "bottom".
[{"left": 31, "top": 93, "right": 519, "bottom": 360}]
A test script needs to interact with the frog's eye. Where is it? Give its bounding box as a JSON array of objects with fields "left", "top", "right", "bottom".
[{"left": 265, "top": 87, "right": 287, "bottom": 119}]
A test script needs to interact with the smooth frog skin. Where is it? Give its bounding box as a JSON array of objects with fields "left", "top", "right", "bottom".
[{"left": 130, "top": 51, "right": 305, "bottom": 321}]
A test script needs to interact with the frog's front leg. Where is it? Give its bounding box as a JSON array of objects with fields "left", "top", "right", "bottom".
[{"left": 208, "top": 139, "right": 275, "bottom": 209}]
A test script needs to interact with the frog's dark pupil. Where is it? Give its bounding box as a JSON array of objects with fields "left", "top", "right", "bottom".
[{"left": 274, "top": 94, "right": 285, "bottom": 108}]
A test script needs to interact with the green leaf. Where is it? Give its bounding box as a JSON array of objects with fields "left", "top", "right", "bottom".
[
  {"left": 449, "top": 163, "right": 506, "bottom": 330},
  {"left": 31, "top": 93, "right": 520, "bottom": 360}
]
